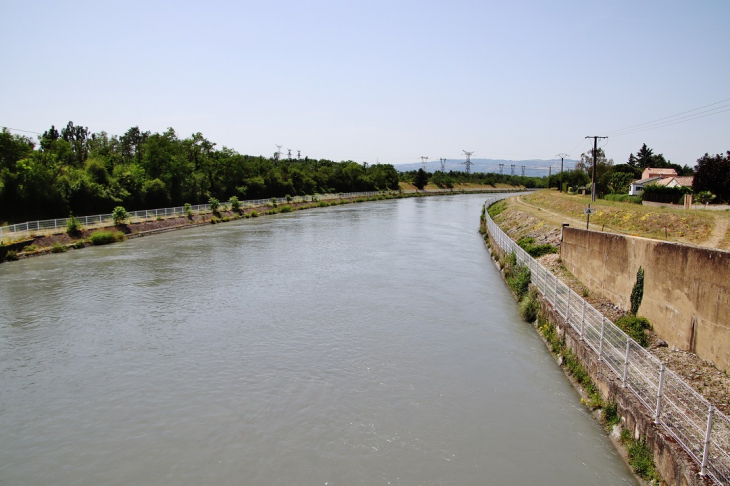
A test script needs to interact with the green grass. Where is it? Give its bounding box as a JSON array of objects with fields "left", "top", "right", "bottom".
[
  {"left": 89, "top": 230, "right": 125, "bottom": 245},
  {"left": 280, "top": 205, "right": 293, "bottom": 213},
  {"left": 488, "top": 200, "right": 507, "bottom": 218}
]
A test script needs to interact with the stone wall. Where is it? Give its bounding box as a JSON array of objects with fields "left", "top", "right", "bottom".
[{"left": 560, "top": 227, "right": 730, "bottom": 371}]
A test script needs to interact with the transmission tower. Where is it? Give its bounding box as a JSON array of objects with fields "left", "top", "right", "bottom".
[
  {"left": 462, "top": 150, "right": 474, "bottom": 174},
  {"left": 297, "top": 150, "right": 301, "bottom": 160},
  {"left": 287, "top": 149, "right": 293, "bottom": 162},
  {"left": 555, "top": 153, "right": 569, "bottom": 192},
  {"left": 510, "top": 164, "right": 515, "bottom": 176},
  {"left": 548, "top": 166, "right": 552, "bottom": 178},
  {"left": 499, "top": 163, "right": 504, "bottom": 175},
  {"left": 440, "top": 158, "right": 447, "bottom": 172},
  {"left": 420, "top": 156, "right": 429, "bottom": 171},
  {"left": 521, "top": 165, "right": 526, "bottom": 177},
  {"left": 274, "top": 144, "right": 283, "bottom": 164}
]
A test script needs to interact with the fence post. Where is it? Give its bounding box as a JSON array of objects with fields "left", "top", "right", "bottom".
[
  {"left": 701, "top": 404, "right": 715, "bottom": 478},
  {"left": 598, "top": 316, "right": 605, "bottom": 360},
  {"left": 622, "top": 340, "right": 630, "bottom": 388},
  {"left": 655, "top": 363, "right": 665, "bottom": 423},
  {"left": 565, "top": 289, "right": 571, "bottom": 322},
  {"left": 552, "top": 274, "right": 557, "bottom": 306},
  {"left": 544, "top": 266, "right": 548, "bottom": 296},
  {"left": 580, "top": 301, "right": 586, "bottom": 340}
]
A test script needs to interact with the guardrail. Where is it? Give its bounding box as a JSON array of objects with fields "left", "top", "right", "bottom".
[
  {"left": 0, "top": 188, "right": 526, "bottom": 241},
  {"left": 484, "top": 196, "right": 729, "bottom": 485}
]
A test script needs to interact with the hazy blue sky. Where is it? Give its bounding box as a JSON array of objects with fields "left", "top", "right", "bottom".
[{"left": 1, "top": 0, "right": 728, "bottom": 171}]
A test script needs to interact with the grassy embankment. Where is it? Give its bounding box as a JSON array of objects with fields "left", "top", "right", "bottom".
[{"left": 498, "top": 189, "right": 729, "bottom": 250}]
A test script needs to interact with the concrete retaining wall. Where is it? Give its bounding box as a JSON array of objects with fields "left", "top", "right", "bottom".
[{"left": 560, "top": 227, "right": 730, "bottom": 371}]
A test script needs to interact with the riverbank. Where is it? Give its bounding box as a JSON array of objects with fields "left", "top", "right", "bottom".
[
  {"left": 489, "top": 194, "right": 730, "bottom": 415},
  {"left": 482, "top": 209, "right": 692, "bottom": 486},
  {"left": 1, "top": 188, "right": 526, "bottom": 264}
]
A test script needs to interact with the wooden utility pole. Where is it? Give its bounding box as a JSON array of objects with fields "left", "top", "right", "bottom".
[{"left": 585, "top": 136, "right": 607, "bottom": 201}]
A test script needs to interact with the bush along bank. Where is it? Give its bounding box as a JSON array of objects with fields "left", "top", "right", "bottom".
[{"left": 482, "top": 220, "right": 707, "bottom": 485}]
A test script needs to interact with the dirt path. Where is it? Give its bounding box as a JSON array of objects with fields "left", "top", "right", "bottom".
[{"left": 706, "top": 216, "right": 730, "bottom": 248}]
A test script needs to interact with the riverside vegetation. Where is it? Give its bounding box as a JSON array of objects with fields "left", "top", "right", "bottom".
[{"left": 3, "top": 190, "right": 511, "bottom": 262}]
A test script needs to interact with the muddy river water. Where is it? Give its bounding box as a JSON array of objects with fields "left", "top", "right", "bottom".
[{"left": 0, "top": 194, "right": 636, "bottom": 485}]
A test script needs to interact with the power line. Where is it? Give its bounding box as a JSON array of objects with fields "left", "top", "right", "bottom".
[
  {"left": 608, "top": 106, "right": 730, "bottom": 137},
  {"left": 604, "top": 97, "right": 730, "bottom": 136},
  {"left": 2, "top": 126, "right": 42, "bottom": 135}
]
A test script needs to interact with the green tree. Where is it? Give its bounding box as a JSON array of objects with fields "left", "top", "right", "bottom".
[
  {"left": 693, "top": 151, "right": 730, "bottom": 203},
  {"left": 414, "top": 168, "right": 428, "bottom": 190}
]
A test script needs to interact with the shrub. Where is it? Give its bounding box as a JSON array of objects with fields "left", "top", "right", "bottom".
[
  {"left": 209, "top": 197, "right": 220, "bottom": 214},
  {"left": 89, "top": 230, "right": 125, "bottom": 245},
  {"left": 519, "top": 288, "right": 540, "bottom": 322},
  {"left": 516, "top": 236, "right": 558, "bottom": 258},
  {"left": 51, "top": 242, "right": 67, "bottom": 253},
  {"left": 250, "top": 210, "right": 259, "bottom": 218},
  {"left": 5, "top": 250, "right": 18, "bottom": 261},
  {"left": 229, "top": 196, "right": 241, "bottom": 212},
  {"left": 285, "top": 194, "right": 293, "bottom": 202},
  {"left": 22, "top": 244, "right": 38, "bottom": 253},
  {"left": 504, "top": 253, "right": 531, "bottom": 299},
  {"left": 112, "top": 206, "right": 130, "bottom": 225},
  {"left": 318, "top": 201, "right": 329, "bottom": 207},
  {"left": 630, "top": 267, "right": 644, "bottom": 315},
  {"left": 280, "top": 205, "right": 293, "bottom": 213},
  {"left": 270, "top": 197, "right": 278, "bottom": 207},
  {"left": 72, "top": 239, "right": 86, "bottom": 249},
  {"left": 184, "top": 203, "right": 193, "bottom": 218},
  {"left": 66, "top": 213, "right": 82, "bottom": 234},
  {"left": 615, "top": 315, "right": 651, "bottom": 347}
]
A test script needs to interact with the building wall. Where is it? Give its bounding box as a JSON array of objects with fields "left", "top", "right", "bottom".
[{"left": 560, "top": 227, "right": 730, "bottom": 371}]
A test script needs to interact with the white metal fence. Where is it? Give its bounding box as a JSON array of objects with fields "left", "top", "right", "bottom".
[
  {"left": 0, "top": 192, "right": 385, "bottom": 240},
  {"left": 484, "top": 197, "right": 729, "bottom": 485},
  {"left": 0, "top": 188, "right": 525, "bottom": 240}
]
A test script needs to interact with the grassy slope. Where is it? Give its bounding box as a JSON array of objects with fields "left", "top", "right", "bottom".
[{"left": 522, "top": 190, "right": 724, "bottom": 247}]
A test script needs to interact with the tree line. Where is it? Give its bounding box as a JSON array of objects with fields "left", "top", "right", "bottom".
[{"left": 0, "top": 123, "right": 400, "bottom": 223}]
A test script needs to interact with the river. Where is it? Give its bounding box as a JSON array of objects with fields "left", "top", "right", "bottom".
[{"left": 0, "top": 194, "right": 636, "bottom": 485}]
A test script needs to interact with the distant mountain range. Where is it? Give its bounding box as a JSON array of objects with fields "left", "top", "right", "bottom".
[{"left": 394, "top": 158, "right": 579, "bottom": 176}]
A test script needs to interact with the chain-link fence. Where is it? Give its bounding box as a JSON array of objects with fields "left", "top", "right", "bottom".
[{"left": 485, "top": 197, "right": 729, "bottom": 485}]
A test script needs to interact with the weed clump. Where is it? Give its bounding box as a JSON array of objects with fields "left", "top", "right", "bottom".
[
  {"left": 280, "top": 205, "right": 293, "bottom": 213},
  {"left": 620, "top": 430, "right": 661, "bottom": 482},
  {"left": 519, "top": 287, "right": 540, "bottom": 322},
  {"left": 5, "top": 250, "right": 18, "bottom": 261},
  {"left": 89, "top": 230, "right": 125, "bottom": 245},
  {"left": 516, "top": 236, "right": 558, "bottom": 258},
  {"left": 615, "top": 315, "right": 652, "bottom": 347},
  {"left": 504, "top": 252, "right": 531, "bottom": 299},
  {"left": 51, "top": 242, "right": 67, "bottom": 253}
]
